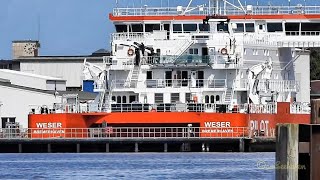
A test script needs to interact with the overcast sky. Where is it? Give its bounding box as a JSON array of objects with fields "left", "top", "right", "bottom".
[{"left": 0, "top": 0, "right": 319, "bottom": 59}]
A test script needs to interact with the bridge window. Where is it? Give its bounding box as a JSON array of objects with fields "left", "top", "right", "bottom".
[
  {"left": 267, "top": 23, "right": 283, "bottom": 32},
  {"left": 131, "top": 24, "right": 143, "bottom": 32},
  {"left": 173, "top": 24, "right": 182, "bottom": 33},
  {"left": 199, "top": 24, "right": 210, "bottom": 32},
  {"left": 210, "top": 95, "right": 215, "bottom": 103},
  {"left": 183, "top": 24, "right": 197, "bottom": 33},
  {"left": 155, "top": 93, "right": 164, "bottom": 103},
  {"left": 245, "top": 23, "right": 255, "bottom": 32},
  {"left": 205, "top": 95, "right": 209, "bottom": 103},
  {"left": 115, "top": 25, "right": 127, "bottom": 32},
  {"left": 234, "top": 23, "right": 244, "bottom": 33},
  {"left": 285, "top": 23, "right": 299, "bottom": 32},
  {"left": 301, "top": 23, "right": 320, "bottom": 31},
  {"left": 217, "top": 23, "right": 228, "bottom": 32},
  {"left": 145, "top": 24, "right": 160, "bottom": 32},
  {"left": 171, "top": 93, "right": 180, "bottom": 103}
]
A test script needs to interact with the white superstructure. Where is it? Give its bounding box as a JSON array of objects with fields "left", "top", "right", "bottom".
[{"left": 83, "top": 0, "right": 317, "bottom": 112}]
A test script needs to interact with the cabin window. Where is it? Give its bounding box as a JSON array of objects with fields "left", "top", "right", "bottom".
[
  {"left": 155, "top": 93, "right": 164, "bottom": 103},
  {"left": 245, "top": 23, "right": 255, "bottom": 32},
  {"left": 189, "top": 48, "right": 199, "bottom": 55},
  {"left": 145, "top": 24, "right": 160, "bottom": 32},
  {"left": 210, "top": 95, "right": 215, "bottom": 103},
  {"left": 131, "top": 24, "right": 143, "bottom": 32},
  {"left": 216, "top": 95, "right": 220, "bottom": 102},
  {"left": 112, "top": 96, "right": 116, "bottom": 101},
  {"left": 117, "top": 96, "right": 122, "bottom": 103},
  {"left": 115, "top": 25, "right": 127, "bottom": 32},
  {"left": 244, "top": 48, "right": 247, "bottom": 55},
  {"left": 122, "top": 96, "right": 127, "bottom": 103},
  {"left": 264, "top": 50, "right": 270, "bottom": 56},
  {"left": 171, "top": 93, "right": 180, "bottom": 103},
  {"left": 217, "top": 23, "right": 228, "bottom": 32},
  {"left": 253, "top": 49, "right": 258, "bottom": 55},
  {"left": 173, "top": 24, "right": 182, "bottom": 33},
  {"left": 199, "top": 24, "right": 210, "bottom": 32},
  {"left": 267, "top": 23, "right": 283, "bottom": 32},
  {"left": 234, "top": 23, "right": 244, "bottom": 33},
  {"left": 183, "top": 24, "right": 197, "bottom": 33},
  {"left": 205, "top": 95, "right": 209, "bottom": 103}
]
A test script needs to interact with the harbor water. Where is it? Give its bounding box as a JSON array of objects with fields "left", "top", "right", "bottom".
[{"left": 0, "top": 153, "right": 275, "bottom": 180}]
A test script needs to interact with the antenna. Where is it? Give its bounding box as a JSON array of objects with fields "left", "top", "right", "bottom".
[{"left": 37, "top": 14, "right": 40, "bottom": 42}]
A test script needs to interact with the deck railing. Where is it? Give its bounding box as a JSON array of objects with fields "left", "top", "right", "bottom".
[
  {"left": 112, "top": 6, "right": 320, "bottom": 17},
  {"left": 145, "top": 79, "right": 226, "bottom": 89},
  {"left": 29, "top": 102, "right": 281, "bottom": 115},
  {"left": 0, "top": 126, "right": 275, "bottom": 139},
  {"left": 290, "top": 102, "right": 310, "bottom": 114}
]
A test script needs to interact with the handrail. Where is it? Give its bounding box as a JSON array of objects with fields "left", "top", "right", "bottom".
[
  {"left": 145, "top": 79, "right": 226, "bottom": 89},
  {"left": 0, "top": 126, "right": 274, "bottom": 139},
  {"left": 112, "top": 6, "right": 320, "bottom": 17}
]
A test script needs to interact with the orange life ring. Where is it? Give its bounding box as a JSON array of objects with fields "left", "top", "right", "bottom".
[
  {"left": 127, "top": 48, "right": 134, "bottom": 56},
  {"left": 221, "top": 48, "right": 228, "bottom": 55}
]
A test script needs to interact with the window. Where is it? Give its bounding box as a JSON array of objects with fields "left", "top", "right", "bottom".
[
  {"left": 216, "top": 95, "right": 220, "bottom": 102},
  {"left": 245, "top": 23, "right": 255, "bottom": 32},
  {"left": 183, "top": 24, "right": 197, "bottom": 32},
  {"left": 117, "top": 96, "right": 122, "bottom": 103},
  {"left": 205, "top": 95, "right": 209, "bottom": 103},
  {"left": 301, "top": 23, "right": 320, "bottom": 32},
  {"left": 267, "top": 23, "right": 283, "bottom": 32},
  {"left": 131, "top": 24, "right": 143, "bottom": 32},
  {"left": 112, "top": 96, "right": 116, "bottom": 101},
  {"left": 264, "top": 50, "right": 269, "bottom": 56},
  {"left": 115, "top": 25, "right": 127, "bottom": 32},
  {"left": 122, "top": 96, "right": 127, "bottom": 103},
  {"left": 173, "top": 24, "right": 182, "bottom": 33},
  {"left": 189, "top": 48, "right": 199, "bottom": 55},
  {"left": 217, "top": 23, "right": 228, "bottom": 32},
  {"left": 276, "top": 50, "right": 279, "bottom": 56},
  {"left": 171, "top": 93, "right": 180, "bottom": 103},
  {"left": 253, "top": 49, "right": 258, "bottom": 55},
  {"left": 285, "top": 23, "right": 299, "bottom": 31},
  {"left": 244, "top": 48, "right": 247, "bottom": 55},
  {"left": 291, "top": 51, "right": 296, "bottom": 57},
  {"left": 145, "top": 24, "right": 160, "bottom": 32},
  {"left": 259, "top": 25, "right": 263, "bottom": 30},
  {"left": 199, "top": 24, "right": 210, "bottom": 32},
  {"left": 210, "top": 95, "right": 215, "bottom": 103},
  {"left": 234, "top": 23, "right": 244, "bottom": 33},
  {"left": 155, "top": 93, "right": 164, "bottom": 103}
]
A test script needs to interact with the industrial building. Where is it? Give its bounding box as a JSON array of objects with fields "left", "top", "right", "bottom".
[{"left": 11, "top": 40, "right": 110, "bottom": 91}]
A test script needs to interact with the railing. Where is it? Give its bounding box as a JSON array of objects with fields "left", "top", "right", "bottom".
[
  {"left": 145, "top": 79, "right": 226, "bottom": 89},
  {"left": 0, "top": 127, "right": 254, "bottom": 139},
  {"left": 112, "top": 32, "right": 150, "bottom": 41},
  {"left": 290, "top": 102, "right": 310, "bottom": 114},
  {"left": 258, "top": 80, "right": 299, "bottom": 92},
  {"left": 113, "top": 6, "right": 320, "bottom": 17},
  {"left": 29, "top": 102, "right": 282, "bottom": 114}
]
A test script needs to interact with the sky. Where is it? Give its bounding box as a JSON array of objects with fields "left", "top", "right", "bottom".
[{"left": 0, "top": 0, "right": 319, "bottom": 59}]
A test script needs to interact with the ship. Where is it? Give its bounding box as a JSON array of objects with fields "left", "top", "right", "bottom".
[{"left": 28, "top": 0, "right": 315, "bottom": 138}]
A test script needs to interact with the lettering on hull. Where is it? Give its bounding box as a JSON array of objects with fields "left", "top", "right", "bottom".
[{"left": 249, "top": 120, "right": 270, "bottom": 136}]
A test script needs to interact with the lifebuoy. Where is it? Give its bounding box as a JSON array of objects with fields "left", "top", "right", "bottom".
[
  {"left": 193, "top": 96, "right": 198, "bottom": 103},
  {"left": 220, "top": 48, "right": 228, "bottom": 55},
  {"left": 127, "top": 48, "right": 134, "bottom": 56}
]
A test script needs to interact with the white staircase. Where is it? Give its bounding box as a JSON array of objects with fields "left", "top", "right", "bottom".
[
  {"left": 224, "top": 88, "right": 233, "bottom": 104},
  {"left": 173, "top": 39, "right": 194, "bottom": 62},
  {"left": 125, "top": 65, "right": 140, "bottom": 88}
]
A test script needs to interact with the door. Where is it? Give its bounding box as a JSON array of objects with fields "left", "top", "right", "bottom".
[
  {"left": 165, "top": 71, "right": 172, "bottom": 87},
  {"left": 182, "top": 71, "right": 188, "bottom": 87},
  {"left": 202, "top": 47, "right": 209, "bottom": 63},
  {"left": 129, "top": 95, "right": 136, "bottom": 103},
  {"left": 1, "top": 117, "right": 15, "bottom": 128},
  {"left": 164, "top": 24, "right": 170, "bottom": 40},
  {"left": 197, "top": 71, "right": 204, "bottom": 87}
]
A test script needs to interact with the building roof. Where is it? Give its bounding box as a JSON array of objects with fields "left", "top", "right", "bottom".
[
  {"left": 14, "top": 56, "right": 104, "bottom": 61},
  {"left": 0, "top": 69, "right": 65, "bottom": 81},
  {"left": 0, "top": 81, "right": 60, "bottom": 95}
]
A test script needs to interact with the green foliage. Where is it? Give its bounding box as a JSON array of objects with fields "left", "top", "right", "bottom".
[{"left": 310, "top": 48, "right": 320, "bottom": 80}]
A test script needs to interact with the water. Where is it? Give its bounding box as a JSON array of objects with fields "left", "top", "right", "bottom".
[{"left": 0, "top": 153, "right": 275, "bottom": 180}]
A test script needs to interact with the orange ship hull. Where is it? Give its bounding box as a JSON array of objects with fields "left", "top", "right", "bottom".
[{"left": 28, "top": 103, "right": 310, "bottom": 138}]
